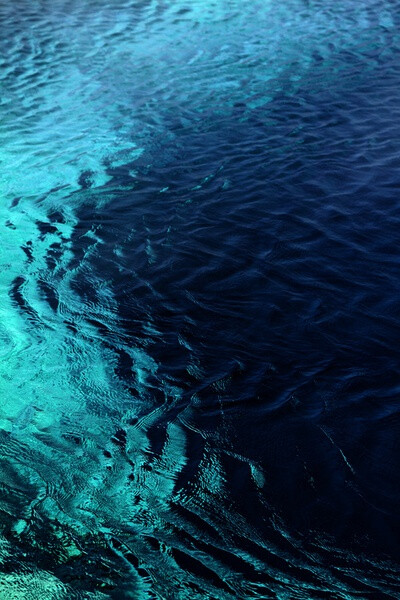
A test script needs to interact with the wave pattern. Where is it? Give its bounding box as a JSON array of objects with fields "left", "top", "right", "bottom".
[{"left": 1, "top": 0, "right": 400, "bottom": 598}]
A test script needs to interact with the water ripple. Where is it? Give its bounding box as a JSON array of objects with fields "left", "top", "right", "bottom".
[{"left": 2, "top": 0, "right": 400, "bottom": 598}]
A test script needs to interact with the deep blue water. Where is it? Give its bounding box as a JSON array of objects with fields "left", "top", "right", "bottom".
[{"left": 1, "top": 1, "right": 400, "bottom": 598}]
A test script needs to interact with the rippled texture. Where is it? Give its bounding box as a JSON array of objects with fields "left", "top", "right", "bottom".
[{"left": 1, "top": 0, "right": 400, "bottom": 598}]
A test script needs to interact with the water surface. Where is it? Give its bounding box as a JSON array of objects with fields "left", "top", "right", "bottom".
[{"left": 1, "top": 1, "right": 400, "bottom": 598}]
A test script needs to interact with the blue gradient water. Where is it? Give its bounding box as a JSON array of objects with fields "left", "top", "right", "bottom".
[{"left": 1, "top": 1, "right": 400, "bottom": 598}]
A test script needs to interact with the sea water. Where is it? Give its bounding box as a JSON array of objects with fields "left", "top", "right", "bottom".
[{"left": 1, "top": 1, "right": 400, "bottom": 598}]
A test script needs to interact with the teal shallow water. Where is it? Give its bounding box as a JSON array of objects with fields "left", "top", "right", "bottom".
[{"left": 2, "top": 1, "right": 400, "bottom": 598}]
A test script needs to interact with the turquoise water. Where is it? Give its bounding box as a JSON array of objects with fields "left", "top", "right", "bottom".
[{"left": 2, "top": 0, "right": 400, "bottom": 598}]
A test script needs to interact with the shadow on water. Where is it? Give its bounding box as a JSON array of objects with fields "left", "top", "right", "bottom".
[{"left": 62, "top": 55, "right": 400, "bottom": 596}]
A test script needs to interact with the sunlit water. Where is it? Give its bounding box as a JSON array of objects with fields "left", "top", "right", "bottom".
[{"left": 1, "top": 1, "right": 400, "bottom": 598}]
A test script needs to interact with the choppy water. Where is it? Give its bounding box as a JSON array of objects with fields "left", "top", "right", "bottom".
[{"left": 1, "top": 0, "right": 400, "bottom": 598}]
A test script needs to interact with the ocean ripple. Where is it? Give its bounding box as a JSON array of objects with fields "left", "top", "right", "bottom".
[{"left": 1, "top": 0, "right": 400, "bottom": 598}]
